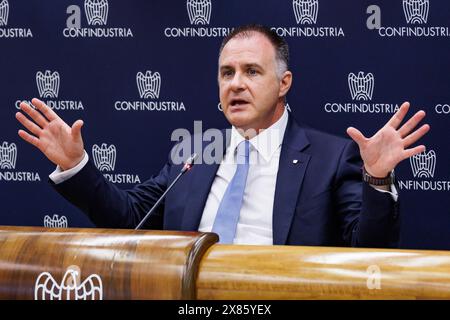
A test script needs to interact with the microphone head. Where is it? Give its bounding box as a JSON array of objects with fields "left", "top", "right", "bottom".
[{"left": 181, "top": 153, "right": 198, "bottom": 172}]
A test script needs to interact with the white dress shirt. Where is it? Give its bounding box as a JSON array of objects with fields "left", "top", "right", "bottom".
[{"left": 198, "top": 108, "right": 289, "bottom": 245}]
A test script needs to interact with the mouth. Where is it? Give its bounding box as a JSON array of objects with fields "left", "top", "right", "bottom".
[{"left": 229, "top": 98, "right": 250, "bottom": 109}]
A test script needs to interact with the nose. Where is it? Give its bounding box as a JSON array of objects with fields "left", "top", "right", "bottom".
[{"left": 230, "top": 72, "right": 246, "bottom": 92}]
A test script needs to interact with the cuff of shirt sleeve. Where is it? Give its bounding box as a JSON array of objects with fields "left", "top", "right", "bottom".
[
  {"left": 49, "top": 151, "right": 89, "bottom": 185},
  {"left": 371, "top": 183, "right": 398, "bottom": 202}
]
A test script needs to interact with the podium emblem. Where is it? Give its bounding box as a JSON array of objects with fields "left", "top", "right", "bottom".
[
  {"left": 44, "top": 214, "right": 68, "bottom": 228},
  {"left": 35, "top": 265, "right": 103, "bottom": 300},
  {"left": 348, "top": 72, "right": 374, "bottom": 101}
]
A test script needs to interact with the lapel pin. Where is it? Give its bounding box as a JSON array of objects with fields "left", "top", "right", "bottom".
[{"left": 293, "top": 159, "right": 299, "bottom": 164}]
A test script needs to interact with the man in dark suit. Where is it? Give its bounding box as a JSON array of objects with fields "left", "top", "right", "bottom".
[{"left": 15, "top": 25, "right": 430, "bottom": 247}]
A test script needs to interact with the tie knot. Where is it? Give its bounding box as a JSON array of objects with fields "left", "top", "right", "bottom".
[{"left": 236, "top": 140, "right": 249, "bottom": 164}]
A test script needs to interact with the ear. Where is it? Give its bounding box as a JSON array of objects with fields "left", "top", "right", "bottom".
[{"left": 278, "top": 71, "right": 293, "bottom": 98}]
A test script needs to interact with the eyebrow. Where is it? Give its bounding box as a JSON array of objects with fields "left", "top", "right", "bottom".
[{"left": 219, "top": 63, "right": 263, "bottom": 72}]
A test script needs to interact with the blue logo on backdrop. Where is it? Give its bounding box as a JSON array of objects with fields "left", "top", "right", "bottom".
[
  {"left": 271, "top": 0, "right": 345, "bottom": 38},
  {"left": 367, "top": 1, "right": 450, "bottom": 37},
  {"left": 0, "top": 141, "right": 41, "bottom": 182},
  {"left": 91, "top": 143, "right": 141, "bottom": 184},
  {"left": 398, "top": 150, "right": 450, "bottom": 192},
  {"left": 324, "top": 71, "right": 401, "bottom": 114},
  {"left": 164, "top": 0, "right": 232, "bottom": 38},
  {"left": 15, "top": 70, "right": 84, "bottom": 111},
  {"left": 114, "top": 70, "right": 186, "bottom": 112},
  {"left": 63, "top": 0, "right": 133, "bottom": 38},
  {"left": 0, "top": 0, "right": 33, "bottom": 38}
]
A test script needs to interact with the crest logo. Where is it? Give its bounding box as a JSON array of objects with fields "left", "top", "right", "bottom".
[
  {"left": 136, "top": 71, "right": 161, "bottom": 99},
  {"left": 0, "top": 0, "right": 8, "bottom": 26},
  {"left": 44, "top": 214, "right": 68, "bottom": 228},
  {"left": 348, "top": 72, "right": 374, "bottom": 101},
  {"left": 92, "top": 143, "right": 116, "bottom": 172},
  {"left": 186, "top": 0, "right": 211, "bottom": 25},
  {"left": 403, "top": 0, "right": 429, "bottom": 24},
  {"left": 0, "top": 142, "right": 16, "bottom": 169},
  {"left": 293, "top": 0, "right": 319, "bottom": 24},
  {"left": 36, "top": 70, "right": 60, "bottom": 99},
  {"left": 35, "top": 265, "right": 103, "bottom": 300},
  {"left": 410, "top": 150, "right": 436, "bottom": 178},
  {"left": 84, "top": 0, "right": 108, "bottom": 26}
]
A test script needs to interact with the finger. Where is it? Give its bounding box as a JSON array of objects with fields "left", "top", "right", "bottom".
[
  {"left": 402, "top": 145, "right": 426, "bottom": 160},
  {"left": 15, "top": 112, "right": 42, "bottom": 137},
  {"left": 398, "top": 110, "right": 426, "bottom": 138},
  {"left": 71, "top": 120, "right": 84, "bottom": 142},
  {"left": 387, "top": 101, "right": 410, "bottom": 129},
  {"left": 346, "top": 127, "right": 367, "bottom": 146},
  {"left": 18, "top": 129, "right": 40, "bottom": 149},
  {"left": 31, "top": 98, "right": 59, "bottom": 122},
  {"left": 403, "top": 124, "right": 430, "bottom": 148},
  {"left": 19, "top": 101, "right": 48, "bottom": 128}
]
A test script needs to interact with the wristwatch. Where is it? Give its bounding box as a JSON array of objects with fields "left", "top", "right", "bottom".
[{"left": 362, "top": 166, "right": 395, "bottom": 186}]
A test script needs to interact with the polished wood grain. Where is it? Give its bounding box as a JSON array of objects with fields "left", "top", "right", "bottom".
[
  {"left": 0, "top": 226, "right": 218, "bottom": 300},
  {"left": 197, "top": 244, "right": 450, "bottom": 299}
]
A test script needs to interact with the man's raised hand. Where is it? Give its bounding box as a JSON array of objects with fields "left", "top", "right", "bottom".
[
  {"left": 15, "top": 98, "right": 85, "bottom": 171},
  {"left": 346, "top": 101, "right": 430, "bottom": 178}
]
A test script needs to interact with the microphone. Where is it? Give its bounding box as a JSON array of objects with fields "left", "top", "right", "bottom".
[{"left": 135, "top": 153, "right": 198, "bottom": 230}]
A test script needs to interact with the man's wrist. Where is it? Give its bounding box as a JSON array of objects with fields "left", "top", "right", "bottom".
[{"left": 362, "top": 166, "right": 395, "bottom": 186}]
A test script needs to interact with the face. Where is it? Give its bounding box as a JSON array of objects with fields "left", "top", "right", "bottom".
[{"left": 218, "top": 33, "right": 292, "bottom": 133}]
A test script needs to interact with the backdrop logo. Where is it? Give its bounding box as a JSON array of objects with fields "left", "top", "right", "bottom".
[
  {"left": 114, "top": 70, "right": 186, "bottom": 112},
  {"left": 348, "top": 72, "right": 374, "bottom": 101},
  {"left": 324, "top": 71, "right": 399, "bottom": 114},
  {"left": 293, "top": 0, "right": 319, "bottom": 24},
  {"left": 92, "top": 143, "right": 116, "bottom": 172},
  {"left": 367, "top": 2, "right": 450, "bottom": 37},
  {"left": 91, "top": 143, "right": 140, "bottom": 184},
  {"left": 410, "top": 150, "right": 436, "bottom": 178},
  {"left": 44, "top": 214, "right": 68, "bottom": 228},
  {"left": 187, "top": 0, "right": 211, "bottom": 25},
  {"left": 35, "top": 265, "right": 103, "bottom": 300},
  {"left": 0, "top": 0, "right": 8, "bottom": 26},
  {"left": 137, "top": 71, "right": 161, "bottom": 99},
  {"left": 435, "top": 104, "right": 450, "bottom": 115},
  {"left": 0, "top": 141, "right": 40, "bottom": 182},
  {"left": 164, "top": 0, "right": 231, "bottom": 38},
  {"left": 0, "top": 0, "right": 33, "bottom": 38},
  {"left": 36, "top": 71, "right": 60, "bottom": 99},
  {"left": 85, "top": 0, "right": 108, "bottom": 26},
  {"left": 63, "top": 0, "right": 133, "bottom": 38},
  {"left": 403, "top": 0, "right": 429, "bottom": 24},
  {"left": 399, "top": 149, "right": 450, "bottom": 191},
  {"left": 15, "top": 70, "right": 84, "bottom": 111},
  {"left": 271, "top": 0, "right": 344, "bottom": 38},
  {"left": 0, "top": 141, "right": 16, "bottom": 169}
]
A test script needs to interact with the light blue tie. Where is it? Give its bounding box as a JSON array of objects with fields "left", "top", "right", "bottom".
[{"left": 211, "top": 140, "right": 250, "bottom": 244}]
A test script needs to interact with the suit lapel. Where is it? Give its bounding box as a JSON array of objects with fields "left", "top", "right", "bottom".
[
  {"left": 180, "top": 129, "right": 230, "bottom": 231},
  {"left": 272, "top": 116, "right": 311, "bottom": 245}
]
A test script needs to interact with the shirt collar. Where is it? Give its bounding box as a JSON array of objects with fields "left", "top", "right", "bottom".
[{"left": 229, "top": 107, "right": 289, "bottom": 162}]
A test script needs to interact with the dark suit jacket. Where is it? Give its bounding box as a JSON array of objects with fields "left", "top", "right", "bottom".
[{"left": 52, "top": 114, "right": 400, "bottom": 247}]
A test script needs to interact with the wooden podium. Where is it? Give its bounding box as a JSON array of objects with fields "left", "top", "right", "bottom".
[{"left": 1, "top": 226, "right": 450, "bottom": 300}]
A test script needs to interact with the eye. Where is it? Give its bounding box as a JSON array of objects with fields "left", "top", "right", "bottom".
[
  {"left": 247, "top": 68, "right": 258, "bottom": 76},
  {"left": 222, "top": 69, "right": 234, "bottom": 78}
]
